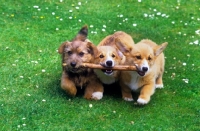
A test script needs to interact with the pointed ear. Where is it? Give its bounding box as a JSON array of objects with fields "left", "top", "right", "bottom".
[
  {"left": 87, "top": 42, "right": 98, "bottom": 57},
  {"left": 117, "top": 50, "right": 124, "bottom": 59},
  {"left": 154, "top": 42, "right": 168, "bottom": 56},
  {"left": 115, "top": 38, "right": 132, "bottom": 56},
  {"left": 73, "top": 25, "right": 88, "bottom": 41},
  {"left": 58, "top": 41, "right": 68, "bottom": 54},
  {"left": 114, "top": 46, "right": 124, "bottom": 59}
]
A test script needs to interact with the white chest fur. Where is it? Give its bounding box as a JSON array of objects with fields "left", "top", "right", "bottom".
[
  {"left": 94, "top": 69, "right": 116, "bottom": 84},
  {"left": 124, "top": 71, "right": 140, "bottom": 91}
]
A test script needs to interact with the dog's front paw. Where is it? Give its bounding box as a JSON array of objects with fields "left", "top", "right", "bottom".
[
  {"left": 155, "top": 84, "right": 164, "bottom": 89},
  {"left": 137, "top": 98, "right": 148, "bottom": 105},
  {"left": 92, "top": 92, "right": 103, "bottom": 100},
  {"left": 61, "top": 85, "right": 77, "bottom": 97},
  {"left": 123, "top": 97, "right": 134, "bottom": 101}
]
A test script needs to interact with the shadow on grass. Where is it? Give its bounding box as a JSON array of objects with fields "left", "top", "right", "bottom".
[
  {"left": 46, "top": 74, "right": 140, "bottom": 105},
  {"left": 60, "top": 81, "right": 139, "bottom": 101}
]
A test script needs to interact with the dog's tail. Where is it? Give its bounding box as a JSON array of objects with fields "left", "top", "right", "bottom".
[{"left": 73, "top": 25, "right": 88, "bottom": 41}]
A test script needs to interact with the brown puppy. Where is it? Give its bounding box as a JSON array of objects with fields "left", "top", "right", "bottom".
[
  {"left": 94, "top": 31, "right": 134, "bottom": 84},
  {"left": 116, "top": 39, "right": 168, "bottom": 105},
  {"left": 58, "top": 26, "right": 104, "bottom": 100}
]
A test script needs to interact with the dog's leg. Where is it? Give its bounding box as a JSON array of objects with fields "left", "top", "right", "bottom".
[
  {"left": 84, "top": 79, "right": 104, "bottom": 100},
  {"left": 61, "top": 72, "right": 77, "bottom": 96},
  {"left": 92, "top": 83, "right": 104, "bottom": 100},
  {"left": 137, "top": 84, "right": 155, "bottom": 105},
  {"left": 155, "top": 74, "right": 164, "bottom": 88},
  {"left": 120, "top": 82, "right": 133, "bottom": 101},
  {"left": 92, "top": 82, "right": 104, "bottom": 100}
]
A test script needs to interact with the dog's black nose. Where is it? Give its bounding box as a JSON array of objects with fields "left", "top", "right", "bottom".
[
  {"left": 106, "top": 60, "right": 113, "bottom": 67},
  {"left": 142, "top": 67, "right": 148, "bottom": 72},
  {"left": 70, "top": 62, "right": 76, "bottom": 67}
]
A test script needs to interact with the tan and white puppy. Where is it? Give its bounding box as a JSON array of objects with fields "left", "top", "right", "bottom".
[
  {"left": 94, "top": 31, "right": 134, "bottom": 85},
  {"left": 116, "top": 39, "right": 168, "bottom": 105}
]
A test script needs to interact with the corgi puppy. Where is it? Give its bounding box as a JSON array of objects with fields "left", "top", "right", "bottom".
[
  {"left": 58, "top": 25, "right": 104, "bottom": 100},
  {"left": 116, "top": 39, "right": 168, "bottom": 105},
  {"left": 94, "top": 31, "right": 134, "bottom": 85}
]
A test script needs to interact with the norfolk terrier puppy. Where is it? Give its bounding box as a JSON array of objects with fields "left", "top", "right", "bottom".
[{"left": 58, "top": 25, "right": 104, "bottom": 100}]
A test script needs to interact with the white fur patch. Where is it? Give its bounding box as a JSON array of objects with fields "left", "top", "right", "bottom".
[
  {"left": 137, "top": 98, "right": 148, "bottom": 105},
  {"left": 124, "top": 71, "right": 139, "bottom": 91},
  {"left": 92, "top": 92, "right": 103, "bottom": 100},
  {"left": 141, "top": 60, "right": 149, "bottom": 71},
  {"left": 156, "top": 84, "right": 164, "bottom": 89},
  {"left": 123, "top": 97, "right": 134, "bottom": 101},
  {"left": 105, "top": 53, "right": 114, "bottom": 67}
]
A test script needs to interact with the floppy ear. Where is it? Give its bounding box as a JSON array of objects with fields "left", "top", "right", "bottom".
[
  {"left": 58, "top": 41, "right": 68, "bottom": 54},
  {"left": 154, "top": 42, "right": 168, "bottom": 56},
  {"left": 73, "top": 25, "right": 88, "bottom": 41},
  {"left": 115, "top": 38, "right": 132, "bottom": 56},
  {"left": 87, "top": 42, "right": 98, "bottom": 57}
]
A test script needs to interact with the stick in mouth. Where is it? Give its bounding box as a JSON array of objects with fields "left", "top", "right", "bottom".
[{"left": 62, "top": 63, "right": 137, "bottom": 71}]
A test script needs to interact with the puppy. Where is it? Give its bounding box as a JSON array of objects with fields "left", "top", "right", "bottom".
[
  {"left": 58, "top": 25, "right": 104, "bottom": 100},
  {"left": 94, "top": 31, "right": 134, "bottom": 84},
  {"left": 116, "top": 39, "right": 168, "bottom": 105}
]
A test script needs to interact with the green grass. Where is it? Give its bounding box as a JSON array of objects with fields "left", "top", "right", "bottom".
[{"left": 0, "top": 0, "right": 200, "bottom": 130}]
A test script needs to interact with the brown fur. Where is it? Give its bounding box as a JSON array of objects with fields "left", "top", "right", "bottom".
[
  {"left": 94, "top": 31, "right": 134, "bottom": 84},
  {"left": 58, "top": 26, "right": 104, "bottom": 100},
  {"left": 116, "top": 39, "right": 168, "bottom": 105}
]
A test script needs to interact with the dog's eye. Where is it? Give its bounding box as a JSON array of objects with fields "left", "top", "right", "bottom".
[
  {"left": 112, "top": 54, "right": 115, "bottom": 58},
  {"left": 136, "top": 55, "right": 141, "bottom": 59},
  {"left": 67, "top": 51, "right": 72, "bottom": 55},
  {"left": 99, "top": 54, "right": 104, "bottom": 58},
  {"left": 79, "top": 52, "right": 84, "bottom": 57}
]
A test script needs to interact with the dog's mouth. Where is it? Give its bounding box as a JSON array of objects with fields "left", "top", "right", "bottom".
[
  {"left": 70, "top": 68, "right": 79, "bottom": 72},
  {"left": 135, "top": 66, "right": 147, "bottom": 76},
  {"left": 101, "top": 69, "right": 113, "bottom": 75},
  {"left": 100, "top": 63, "right": 114, "bottom": 75},
  {"left": 69, "top": 66, "right": 85, "bottom": 73},
  {"left": 137, "top": 71, "right": 146, "bottom": 76}
]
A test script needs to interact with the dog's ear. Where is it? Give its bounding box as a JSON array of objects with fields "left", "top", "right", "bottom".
[
  {"left": 114, "top": 46, "right": 124, "bottom": 59},
  {"left": 117, "top": 49, "right": 126, "bottom": 64},
  {"left": 154, "top": 42, "right": 168, "bottom": 56},
  {"left": 87, "top": 42, "right": 98, "bottom": 57},
  {"left": 117, "top": 50, "right": 124, "bottom": 59},
  {"left": 115, "top": 38, "right": 132, "bottom": 56},
  {"left": 58, "top": 41, "right": 69, "bottom": 54},
  {"left": 73, "top": 25, "right": 88, "bottom": 41}
]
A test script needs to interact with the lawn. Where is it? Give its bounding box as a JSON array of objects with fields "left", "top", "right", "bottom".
[{"left": 0, "top": 0, "right": 200, "bottom": 130}]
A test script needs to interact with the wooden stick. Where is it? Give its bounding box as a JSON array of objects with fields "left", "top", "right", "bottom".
[{"left": 62, "top": 63, "right": 137, "bottom": 71}]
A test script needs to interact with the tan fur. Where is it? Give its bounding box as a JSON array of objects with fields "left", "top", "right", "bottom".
[
  {"left": 94, "top": 31, "right": 134, "bottom": 84},
  {"left": 116, "top": 39, "right": 168, "bottom": 105},
  {"left": 58, "top": 26, "right": 104, "bottom": 100}
]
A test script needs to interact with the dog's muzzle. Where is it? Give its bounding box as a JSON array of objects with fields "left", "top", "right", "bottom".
[
  {"left": 100, "top": 60, "right": 114, "bottom": 75},
  {"left": 101, "top": 69, "right": 113, "bottom": 75},
  {"left": 137, "top": 67, "right": 148, "bottom": 76}
]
